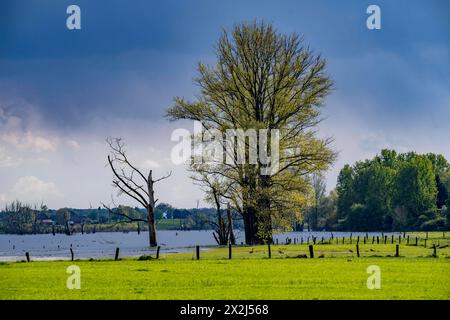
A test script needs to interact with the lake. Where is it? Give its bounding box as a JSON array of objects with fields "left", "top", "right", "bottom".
[{"left": 0, "top": 230, "right": 395, "bottom": 261}]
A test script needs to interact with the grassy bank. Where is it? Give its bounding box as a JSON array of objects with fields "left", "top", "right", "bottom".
[{"left": 0, "top": 241, "right": 449, "bottom": 300}]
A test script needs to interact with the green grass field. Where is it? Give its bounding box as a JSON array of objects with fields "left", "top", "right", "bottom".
[{"left": 1, "top": 235, "right": 449, "bottom": 300}]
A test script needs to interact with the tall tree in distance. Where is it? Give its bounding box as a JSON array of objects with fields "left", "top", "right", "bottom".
[
  {"left": 308, "top": 173, "right": 326, "bottom": 231},
  {"left": 56, "top": 208, "right": 72, "bottom": 235},
  {"left": 167, "top": 21, "right": 336, "bottom": 244},
  {"left": 394, "top": 154, "right": 437, "bottom": 229},
  {"left": 106, "top": 137, "right": 171, "bottom": 247}
]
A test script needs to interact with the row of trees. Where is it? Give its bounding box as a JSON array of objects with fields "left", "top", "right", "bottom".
[
  {"left": 0, "top": 201, "right": 236, "bottom": 234},
  {"left": 0, "top": 201, "right": 73, "bottom": 235},
  {"left": 0, "top": 201, "right": 40, "bottom": 234},
  {"left": 306, "top": 150, "right": 450, "bottom": 231}
]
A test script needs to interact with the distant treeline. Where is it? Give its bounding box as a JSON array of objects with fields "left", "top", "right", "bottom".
[
  {"left": 0, "top": 202, "right": 242, "bottom": 234},
  {"left": 305, "top": 150, "right": 450, "bottom": 232},
  {"left": 2, "top": 150, "right": 450, "bottom": 234}
]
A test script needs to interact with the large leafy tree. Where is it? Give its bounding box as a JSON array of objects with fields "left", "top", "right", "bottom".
[{"left": 167, "top": 22, "right": 336, "bottom": 244}]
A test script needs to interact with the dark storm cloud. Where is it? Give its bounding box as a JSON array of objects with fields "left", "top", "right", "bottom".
[
  {"left": 0, "top": 0, "right": 449, "bottom": 208},
  {"left": 0, "top": 0, "right": 448, "bottom": 131}
]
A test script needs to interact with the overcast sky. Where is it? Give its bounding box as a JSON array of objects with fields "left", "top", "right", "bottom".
[{"left": 0, "top": 0, "right": 449, "bottom": 209}]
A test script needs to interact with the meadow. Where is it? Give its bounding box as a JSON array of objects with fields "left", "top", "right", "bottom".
[{"left": 0, "top": 232, "right": 449, "bottom": 300}]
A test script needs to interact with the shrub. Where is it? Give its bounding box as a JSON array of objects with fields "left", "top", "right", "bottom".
[{"left": 420, "top": 217, "right": 446, "bottom": 231}]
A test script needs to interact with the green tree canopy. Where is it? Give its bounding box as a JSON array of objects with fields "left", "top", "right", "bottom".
[
  {"left": 336, "top": 150, "right": 447, "bottom": 231},
  {"left": 167, "top": 21, "right": 336, "bottom": 243}
]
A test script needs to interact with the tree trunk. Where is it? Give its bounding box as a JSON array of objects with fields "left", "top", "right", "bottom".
[
  {"left": 227, "top": 203, "right": 236, "bottom": 245},
  {"left": 243, "top": 206, "right": 257, "bottom": 245},
  {"left": 147, "top": 206, "right": 157, "bottom": 247},
  {"left": 246, "top": 206, "right": 266, "bottom": 245},
  {"left": 255, "top": 174, "right": 272, "bottom": 244},
  {"left": 147, "top": 170, "right": 157, "bottom": 247},
  {"left": 213, "top": 192, "right": 227, "bottom": 245},
  {"left": 241, "top": 172, "right": 271, "bottom": 245},
  {"left": 65, "top": 221, "right": 71, "bottom": 235}
]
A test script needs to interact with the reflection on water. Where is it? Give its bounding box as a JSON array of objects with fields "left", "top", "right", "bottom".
[{"left": 0, "top": 230, "right": 394, "bottom": 261}]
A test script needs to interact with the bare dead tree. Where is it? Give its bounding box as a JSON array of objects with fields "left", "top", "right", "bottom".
[
  {"left": 106, "top": 137, "right": 171, "bottom": 247},
  {"left": 226, "top": 202, "right": 236, "bottom": 245},
  {"left": 192, "top": 170, "right": 235, "bottom": 245}
]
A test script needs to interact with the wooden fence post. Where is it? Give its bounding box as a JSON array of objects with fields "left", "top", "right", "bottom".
[
  {"left": 156, "top": 246, "right": 161, "bottom": 259},
  {"left": 268, "top": 242, "right": 271, "bottom": 259},
  {"left": 391, "top": 235, "right": 394, "bottom": 244},
  {"left": 377, "top": 236, "right": 379, "bottom": 244},
  {"left": 364, "top": 237, "right": 366, "bottom": 244},
  {"left": 70, "top": 248, "right": 74, "bottom": 261},
  {"left": 25, "top": 252, "right": 30, "bottom": 262},
  {"left": 407, "top": 235, "right": 410, "bottom": 244},
  {"left": 432, "top": 244, "right": 437, "bottom": 258},
  {"left": 424, "top": 239, "right": 427, "bottom": 248},
  {"left": 196, "top": 245, "right": 200, "bottom": 260},
  {"left": 384, "top": 235, "right": 387, "bottom": 244},
  {"left": 115, "top": 247, "right": 120, "bottom": 261},
  {"left": 228, "top": 243, "right": 232, "bottom": 260},
  {"left": 308, "top": 245, "right": 314, "bottom": 258},
  {"left": 395, "top": 244, "right": 399, "bottom": 257},
  {"left": 398, "top": 235, "right": 401, "bottom": 243},
  {"left": 415, "top": 237, "right": 418, "bottom": 246},
  {"left": 342, "top": 237, "right": 345, "bottom": 245},
  {"left": 356, "top": 244, "right": 360, "bottom": 257}
]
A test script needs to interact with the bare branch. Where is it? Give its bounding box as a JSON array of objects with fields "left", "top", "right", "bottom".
[
  {"left": 101, "top": 202, "right": 147, "bottom": 223},
  {"left": 107, "top": 155, "right": 149, "bottom": 207},
  {"left": 153, "top": 171, "right": 172, "bottom": 183}
]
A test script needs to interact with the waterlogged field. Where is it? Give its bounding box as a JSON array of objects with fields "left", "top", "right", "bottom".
[{"left": 0, "top": 237, "right": 449, "bottom": 300}]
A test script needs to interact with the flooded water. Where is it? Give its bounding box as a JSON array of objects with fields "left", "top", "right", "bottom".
[{"left": 0, "top": 230, "right": 394, "bottom": 261}]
